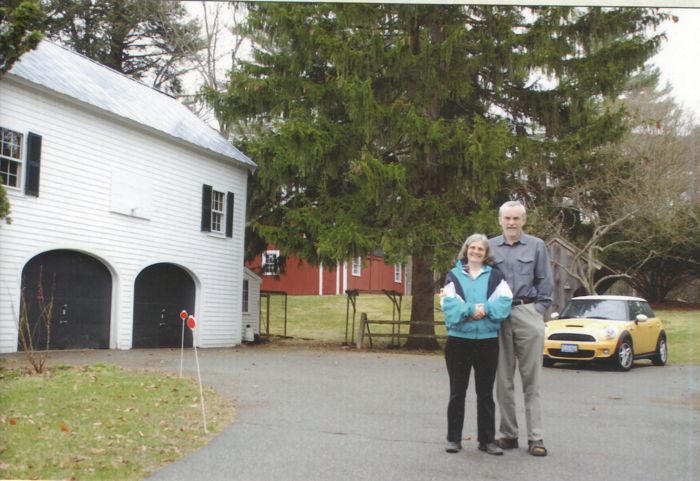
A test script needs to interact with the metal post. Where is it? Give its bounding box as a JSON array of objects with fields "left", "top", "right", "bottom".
[
  {"left": 179, "top": 314, "right": 186, "bottom": 378},
  {"left": 192, "top": 341, "right": 208, "bottom": 433},
  {"left": 283, "top": 292, "right": 288, "bottom": 337},
  {"left": 344, "top": 293, "right": 350, "bottom": 344},
  {"left": 351, "top": 296, "right": 357, "bottom": 344},
  {"left": 344, "top": 290, "right": 358, "bottom": 345}
]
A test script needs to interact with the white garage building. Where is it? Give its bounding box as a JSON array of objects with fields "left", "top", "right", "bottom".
[{"left": 0, "top": 41, "right": 255, "bottom": 352}]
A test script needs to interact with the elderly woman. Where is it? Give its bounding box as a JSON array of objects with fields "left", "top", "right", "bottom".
[{"left": 441, "top": 234, "right": 512, "bottom": 455}]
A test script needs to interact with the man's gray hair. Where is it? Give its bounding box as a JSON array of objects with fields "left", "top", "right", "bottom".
[{"left": 499, "top": 200, "right": 526, "bottom": 219}]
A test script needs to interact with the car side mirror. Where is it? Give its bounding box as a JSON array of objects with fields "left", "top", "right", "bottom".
[
  {"left": 550, "top": 312, "right": 560, "bottom": 320},
  {"left": 636, "top": 314, "right": 648, "bottom": 323}
]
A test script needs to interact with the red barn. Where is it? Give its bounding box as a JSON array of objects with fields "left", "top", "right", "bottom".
[{"left": 246, "top": 248, "right": 410, "bottom": 295}]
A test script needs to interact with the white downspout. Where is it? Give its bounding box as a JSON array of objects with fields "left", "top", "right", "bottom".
[
  {"left": 342, "top": 260, "right": 348, "bottom": 294},
  {"left": 336, "top": 260, "right": 341, "bottom": 294},
  {"left": 319, "top": 261, "right": 323, "bottom": 296}
]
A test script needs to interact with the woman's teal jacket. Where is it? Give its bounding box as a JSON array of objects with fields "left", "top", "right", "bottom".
[{"left": 442, "top": 261, "right": 512, "bottom": 339}]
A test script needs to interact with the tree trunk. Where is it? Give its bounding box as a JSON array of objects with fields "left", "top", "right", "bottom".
[
  {"left": 403, "top": 14, "right": 444, "bottom": 352},
  {"left": 404, "top": 252, "right": 440, "bottom": 350}
]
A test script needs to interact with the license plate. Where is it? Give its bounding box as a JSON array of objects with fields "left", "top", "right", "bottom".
[{"left": 561, "top": 343, "right": 578, "bottom": 353}]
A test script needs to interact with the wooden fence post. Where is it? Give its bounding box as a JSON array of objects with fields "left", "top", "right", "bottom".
[{"left": 356, "top": 312, "right": 368, "bottom": 349}]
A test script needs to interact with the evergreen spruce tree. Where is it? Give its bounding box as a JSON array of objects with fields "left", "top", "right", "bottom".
[
  {"left": 0, "top": 0, "right": 44, "bottom": 76},
  {"left": 209, "top": 4, "right": 668, "bottom": 348},
  {"left": 1, "top": 0, "right": 45, "bottom": 221},
  {"left": 42, "top": 0, "right": 203, "bottom": 94}
]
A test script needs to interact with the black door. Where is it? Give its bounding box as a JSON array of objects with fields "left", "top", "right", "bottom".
[
  {"left": 132, "top": 263, "right": 195, "bottom": 348},
  {"left": 20, "top": 250, "right": 112, "bottom": 350}
]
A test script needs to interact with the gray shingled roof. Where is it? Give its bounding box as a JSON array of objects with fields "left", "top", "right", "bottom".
[{"left": 7, "top": 41, "right": 255, "bottom": 170}]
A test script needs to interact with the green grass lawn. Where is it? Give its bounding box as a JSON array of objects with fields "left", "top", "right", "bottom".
[
  {"left": 260, "top": 294, "right": 698, "bottom": 364},
  {"left": 260, "top": 293, "right": 446, "bottom": 345},
  {"left": 0, "top": 363, "right": 234, "bottom": 481},
  {"left": 656, "top": 308, "right": 700, "bottom": 365}
]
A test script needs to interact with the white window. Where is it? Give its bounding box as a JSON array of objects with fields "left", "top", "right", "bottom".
[
  {"left": 0, "top": 127, "right": 23, "bottom": 188},
  {"left": 211, "top": 190, "right": 225, "bottom": 233},
  {"left": 201, "top": 185, "right": 233, "bottom": 237},
  {"left": 394, "top": 264, "right": 402, "bottom": 283},
  {"left": 351, "top": 257, "right": 361, "bottom": 277},
  {"left": 242, "top": 279, "right": 249, "bottom": 313},
  {"left": 262, "top": 250, "right": 280, "bottom": 276}
]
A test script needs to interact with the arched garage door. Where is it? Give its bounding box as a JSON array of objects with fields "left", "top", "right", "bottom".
[
  {"left": 132, "top": 263, "right": 195, "bottom": 348},
  {"left": 20, "top": 250, "right": 112, "bottom": 350}
]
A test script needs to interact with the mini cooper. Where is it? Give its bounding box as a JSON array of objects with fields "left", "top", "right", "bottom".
[{"left": 543, "top": 295, "right": 668, "bottom": 371}]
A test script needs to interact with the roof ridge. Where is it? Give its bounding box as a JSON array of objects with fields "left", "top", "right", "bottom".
[{"left": 6, "top": 39, "right": 255, "bottom": 169}]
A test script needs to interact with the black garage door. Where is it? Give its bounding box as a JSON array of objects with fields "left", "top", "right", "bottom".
[
  {"left": 132, "top": 263, "right": 195, "bottom": 348},
  {"left": 20, "top": 250, "right": 112, "bottom": 350}
]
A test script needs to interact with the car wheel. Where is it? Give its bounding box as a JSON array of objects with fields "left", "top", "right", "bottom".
[
  {"left": 652, "top": 335, "right": 668, "bottom": 366},
  {"left": 614, "top": 337, "right": 634, "bottom": 371},
  {"left": 543, "top": 356, "right": 555, "bottom": 367}
]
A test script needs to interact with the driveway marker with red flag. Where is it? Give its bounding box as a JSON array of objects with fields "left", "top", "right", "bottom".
[
  {"left": 188, "top": 315, "right": 208, "bottom": 433},
  {"left": 179, "top": 310, "right": 188, "bottom": 378}
]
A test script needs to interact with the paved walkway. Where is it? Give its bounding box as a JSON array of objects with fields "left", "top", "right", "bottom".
[{"left": 5, "top": 343, "right": 698, "bottom": 481}]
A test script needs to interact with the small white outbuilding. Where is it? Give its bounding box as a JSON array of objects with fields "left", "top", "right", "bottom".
[{"left": 242, "top": 267, "right": 263, "bottom": 340}]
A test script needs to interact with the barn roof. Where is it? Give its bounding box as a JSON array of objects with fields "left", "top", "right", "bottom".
[
  {"left": 546, "top": 235, "right": 606, "bottom": 271},
  {"left": 244, "top": 266, "right": 263, "bottom": 283},
  {"left": 7, "top": 40, "right": 255, "bottom": 171}
]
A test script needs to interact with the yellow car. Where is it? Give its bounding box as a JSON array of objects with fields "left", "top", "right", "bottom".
[{"left": 543, "top": 295, "right": 667, "bottom": 371}]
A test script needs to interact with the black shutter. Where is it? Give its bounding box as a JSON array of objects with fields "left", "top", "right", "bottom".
[
  {"left": 225, "top": 191, "right": 235, "bottom": 238},
  {"left": 201, "top": 184, "right": 212, "bottom": 232},
  {"left": 25, "top": 132, "right": 42, "bottom": 197}
]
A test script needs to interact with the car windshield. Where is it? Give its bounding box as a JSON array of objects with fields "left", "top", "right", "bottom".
[{"left": 559, "top": 299, "right": 628, "bottom": 321}]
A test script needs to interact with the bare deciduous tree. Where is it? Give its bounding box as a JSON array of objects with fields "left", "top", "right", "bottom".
[
  {"left": 176, "top": 1, "right": 249, "bottom": 136},
  {"left": 15, "top": 267, "right": 56, "bottom": 374},
  {"left": 534, "top": 70, "right": 700, "bottom": 300}
]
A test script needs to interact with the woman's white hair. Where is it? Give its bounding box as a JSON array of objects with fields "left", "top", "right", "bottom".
[{"left": 458, "top": 233, "right": 492, "bottom": 264}]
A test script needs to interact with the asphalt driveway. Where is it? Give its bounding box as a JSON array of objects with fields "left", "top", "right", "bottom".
[{"left": 6, "top": 343, "right": 698, "bottom": 481}]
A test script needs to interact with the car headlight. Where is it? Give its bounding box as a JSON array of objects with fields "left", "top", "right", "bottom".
[{"left": 601, "top": 326, "right": 618, "bottom": 340}]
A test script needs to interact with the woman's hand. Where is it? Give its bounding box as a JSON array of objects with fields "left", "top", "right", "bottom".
[{"left": 472, "top": 303, "right": 485, "bottom": 320}]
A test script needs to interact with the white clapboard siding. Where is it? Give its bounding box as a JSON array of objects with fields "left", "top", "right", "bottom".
[{"left": 0, "top": 45, "right": 253, "bottom": 353}]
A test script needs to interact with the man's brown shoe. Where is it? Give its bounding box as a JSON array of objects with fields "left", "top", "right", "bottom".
[
  {"left": 496, "top": 437, "right": 519, "bottom": 449},
  {"left": 528, "top": 439, "right": 548, "bottom": 456}
]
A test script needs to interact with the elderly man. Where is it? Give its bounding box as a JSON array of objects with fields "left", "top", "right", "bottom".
[{"left": 488, "top": 200, "right": 552, "bottom": 457}]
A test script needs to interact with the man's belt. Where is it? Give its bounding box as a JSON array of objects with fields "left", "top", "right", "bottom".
[{"left": 513, "top": 298, "right": 536, "bottom": 305}]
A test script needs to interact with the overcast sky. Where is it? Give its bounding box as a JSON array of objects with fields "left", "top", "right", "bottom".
[{"left": 653, "top": 7, "right": 700, "bottom": 122}]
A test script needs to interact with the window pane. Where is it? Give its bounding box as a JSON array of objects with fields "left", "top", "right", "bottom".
[
  {"left": 1, "top": 128, "right": 22, "bottom": 160},
  {"left": 560, "top": 300, "right": 627, "bottom": 320},
  {"left": 210, "top": 190, "right": 225, "bottom": 232},
  {"left": 0, "top": 158, "right": 20, "bottom": 188},
  {"left": 262, "top": 251, "right": 280, "bottom": 276},
  {"left": 394, "top": 264, "right": 402, "bottom": 283},
  {"left": 212, "top": 191, "right": 224, "bottom": 211},
  {"left": 352, "top": 257, "right": 361, "bottom": 276},
  {"left": 212, "top": 212, "right": 223, "bottom": 232}
]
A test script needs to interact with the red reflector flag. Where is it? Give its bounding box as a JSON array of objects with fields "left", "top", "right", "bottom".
[{"left": 187, "top": 315, "right": 197, "bottom": 330}]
